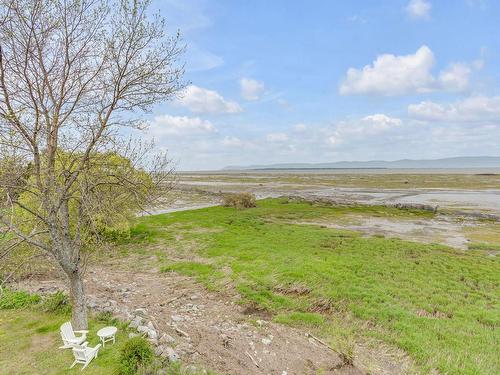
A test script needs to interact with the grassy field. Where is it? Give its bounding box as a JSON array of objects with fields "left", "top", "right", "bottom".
[
  {"left": 0, "top": 295, "right": 210, "bottom": 374},
  {"left": 179, "top": 172, "right": 500, "bottom": 189},
  {"left": 0, "top": 309, "right": 130, "bottom": 374},
  {"left": 130, "top": 199, "right": 500, "bottom": 375}
]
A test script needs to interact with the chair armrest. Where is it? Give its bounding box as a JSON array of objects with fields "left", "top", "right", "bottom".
[
  {"left": 74, "top": 330, "right": 89, "bottom": 334},
  {"left": 81, "top": 342, "right": 89, "bottom": 347},
  {"left": 67, "top": 338, "right": 84, "bottom": 343}
]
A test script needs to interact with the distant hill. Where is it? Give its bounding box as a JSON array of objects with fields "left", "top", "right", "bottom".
[{"left": 223, "top": 156, "right": 500, "bottom": 170}]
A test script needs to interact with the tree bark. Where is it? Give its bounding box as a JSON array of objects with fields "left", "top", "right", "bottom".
[{"left": 67, "top": 268, "right": 88, "bottom": 330}]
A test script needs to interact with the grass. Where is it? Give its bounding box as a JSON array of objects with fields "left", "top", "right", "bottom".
[
  {"left": 128, "top": 198, "right": 500, "bottom": 375},
  {"left": 0, "top": 306, "right": 215, "bottom": 375},
  {"left": 179, "top": 172, "right": 500, "bottom": 189},
  {"left": 0, "top": 309, "right": 130, "bottom": 374}
]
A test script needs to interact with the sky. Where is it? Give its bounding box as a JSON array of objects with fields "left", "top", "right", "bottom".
[{"left": 144, "top": 0, "right": 500, "bottom": 170}]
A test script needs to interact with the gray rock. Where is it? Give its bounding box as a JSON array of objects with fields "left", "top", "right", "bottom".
[
  {"left": 134, "top": 308, "right": 147, "bottom": 316},
  {"left": 262, "top": 338, "right": 272, "bottom": 345},
  {"left": 164, "top": 347, "right": 179, "bottom": 362},
  {"left": 147, "top": 329, "right": 158, "bottom": 340},
  {"left": 154, "top": 345, "right": 165, "bottom": 356},
  {"left": 128, "top": 332, "right": 139, "bottom": 338},
  {"left": 137, "top": 325, "right": 149, "bottom": 334},
  {"left": 171, "top": 315, "right": 183, "bottom": 322},
  {"left": 160, "top": 334, "right": 176, "bottom": 344}
]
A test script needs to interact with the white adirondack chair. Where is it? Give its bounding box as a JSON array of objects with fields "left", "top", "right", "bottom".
[
  {"left": 59, "top": 321, "right": 88, "bottom": 349},
  {"left": 70, "top": 342, "right": 101, "bottom": 371}
]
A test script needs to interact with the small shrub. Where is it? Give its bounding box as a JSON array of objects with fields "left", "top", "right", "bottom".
[
  {"left": 119, "top": 337, "right": 154, "bottom": 375},
  {"left": 41, "top": 291, "right": 71, "bottom": 314},
  {"left": 222, "top": 192, "right": 256, "bottom": 209},
  {"left": 95, "top": 310, "right": 119, "bottom": 325},
  {"left": 0, "top": 289, "right": 41, "bottom": 309}
]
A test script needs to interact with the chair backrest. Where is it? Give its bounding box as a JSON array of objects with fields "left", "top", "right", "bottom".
[
  {"left": 60, "top": 321, "right": 76, "bottom": 340},
  {"left": 72, "top": 346, "right": 88, "bottom": 361}
]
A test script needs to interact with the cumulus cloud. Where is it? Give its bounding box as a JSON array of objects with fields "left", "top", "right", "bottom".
[
  {"left": 438, "top": 63, "right": 471, "bottom": 92},
  {"left": 240, "top": 78, "right": 265, "bottom": 101},
  {"left": 266, "top": 132, "right": 289, "bottom": 142},
  {"left": 149, "top": 114, "right": 216, "bottom": 136},
  {"left": 177, "top": 85, "right": 242, "bottom": 114},
  {"left": 405, "top": 0, "right": 431, "bottom": 19},
  {"left": 339, "top": 46, "right": 475, "bottom": 96},
  {"left": 408, "top": 96, "right": 500, "bottom": 122}
]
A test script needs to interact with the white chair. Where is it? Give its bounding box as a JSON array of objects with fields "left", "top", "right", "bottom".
[
  {"left": 59, "top": 321, "right": 88, "bottom": 349},
  {"left": 70, "top": 342, "right": 101, "bottom": 371}
]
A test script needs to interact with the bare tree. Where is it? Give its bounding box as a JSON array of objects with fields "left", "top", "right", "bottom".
[{"left": 0, "top": 0, "right": 184, "bottom": 328}]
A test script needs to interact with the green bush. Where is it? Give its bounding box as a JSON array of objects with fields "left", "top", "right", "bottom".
[
  {"left": 222, "top": 192, "right": 256, "bottom": 209},
  {"left": 119, "top": 337, "right": 154, "bottom": 375},
  {"left": 40, "top": 291, "right": 71, "bottom": 314},
  {"left": 0, "top": 289, "right": 41, "bottom": 309}
]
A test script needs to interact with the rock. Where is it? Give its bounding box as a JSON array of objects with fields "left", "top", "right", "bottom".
[
  {"left": 147, "top": 329, "right": 158, "bottom": 340},
  {"left": 190, "top": 295, "right": 199, "bottom": 300},
  {"left": 134, "top": 308, "right": 147, "bottom": 316},
  {"left": 137, "top": 325, "right": 149, "bottom": 334},
  {"left": 262, "top": 338, "right": 272, "bottom": 345},
  {"left": 128, "top": 332, "right": 139, "bottom": 338},
  {"left": 160, "top": 334, "right": 176, "bottom": 344},
  {"left": 147, "top": 321, "right": 156, "bottom": 330},
  {"left": 256, "top": 319, "right": 266, "bottom": 326},
  {"left": 154, "top": 345, "right": 165, "bottom": 356},
  {"left": 171, "top": 315, "right": 183, "bottom": 322},
  {"left": 128, "top": 316, "right": 143, "bottom": 329},
  {"left": 164, "top": 347, "right": 179, "bottom": 362}
]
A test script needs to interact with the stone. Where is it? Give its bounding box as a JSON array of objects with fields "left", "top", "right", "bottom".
[
  {"left": 154, "top": 345, "right": 165, "bottom": 356},
  {"left": 160, "top": 334, "right": 176, "bottom": 344},
  {"left": 261, "top": 338, "right": 272, "bottom": 345},
  {"left": 134, "top": 308, "right": 147, "bottom": 316},
  {"left": 147, "top": 329, "right": 158, "bottom": 340},
  {"left": 128, "top": 316, "right": 143, "bottom": 329},
  {"left": 137, "top": 325, "right": 149, "bottom": 334},
  {"left": 164, "top": 347, "right": 179, "bottom": 362},
  {"left": 171, "top": 315, "right": 183, "bottom": 322},
  {"left": 128, "top": 332, "right": 139, "bottom": 338}
]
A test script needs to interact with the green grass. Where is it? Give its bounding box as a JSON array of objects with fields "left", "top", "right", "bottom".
[
  {"left": 0, "top": 307, "right": 215, "bottom": 374},
  {"left": 0, "top": 309, "right": 130, "bottom": 374},
  {"left": 179, "top": 172, "right": 500, "bottom": 189},
  {"left": 129, "top": 198, "right": 500, "bottom": 375}
]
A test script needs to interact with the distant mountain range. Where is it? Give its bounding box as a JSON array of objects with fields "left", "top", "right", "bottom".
[{"left": 223, "top": 156, "right": 500, "bottom": 170}]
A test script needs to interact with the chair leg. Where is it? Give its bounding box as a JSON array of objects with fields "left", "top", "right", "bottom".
[
  {"left": 81, "top": 361, "right": 89, "bottom": 371},
  {"left": 70, "top": 360, "right": 77, "bottom": 369}
]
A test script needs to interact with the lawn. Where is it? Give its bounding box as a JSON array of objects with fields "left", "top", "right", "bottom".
[
  {"left": 0, "top": 309, "right": 129, "bottom": 374},
  {"left": 130, "top": 198, "right": 500, "bottom": 375}
]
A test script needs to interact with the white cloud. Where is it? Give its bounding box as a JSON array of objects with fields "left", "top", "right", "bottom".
[
  {"left": 177, "top": 85, "right": 242, "bottom": 114},
  {"left": 149, "top": 115, "right": 216, "bottom": 136},
  {"left": 340, "top": 46, "right": 435, "bottom": 96},
  {"left": 361, "top": 114, "right": 403, "bottom": 130},
  {"left": 408, "top": 96, "right": 500, "bottom": 122},
  {"left": 339, "top": 46, "right": 474, "bottom": 96},
  {"left": 438, "top": 63, "right": 471, "bottom": 92},
  {"left": 405, "top": 0, "right": 431, "bottom": 19},
  {"left": 240, "top": 78, "right": 265, "bottom": 101},
  {"left": 266, "top": 132, "right": 289, "bottom": 142}
]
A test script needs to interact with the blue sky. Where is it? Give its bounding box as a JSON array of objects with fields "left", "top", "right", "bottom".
[{"left": 145, "top": 0, "right": 500, "bottom": 170}]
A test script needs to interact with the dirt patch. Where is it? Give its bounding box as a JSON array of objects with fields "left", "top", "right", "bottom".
[
  {"left": 15, "top": 262, "right": 415, "bottom": 375},
  {"left": 294, "top": 215, "right": 476, "bottom": 249}
]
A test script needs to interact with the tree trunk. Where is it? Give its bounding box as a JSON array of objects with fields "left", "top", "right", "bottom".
[{"left": 67, "top": 268, "right": 88, "bottom": 330}]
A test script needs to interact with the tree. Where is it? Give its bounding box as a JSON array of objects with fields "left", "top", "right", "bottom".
[{"left": 0, "top": 0, "right": 184, "bottom": 329}]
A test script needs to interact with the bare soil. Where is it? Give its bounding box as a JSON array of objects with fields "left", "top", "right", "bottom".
[{"left": 17, "top": 258, "right": 415, "bottom": 375}]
